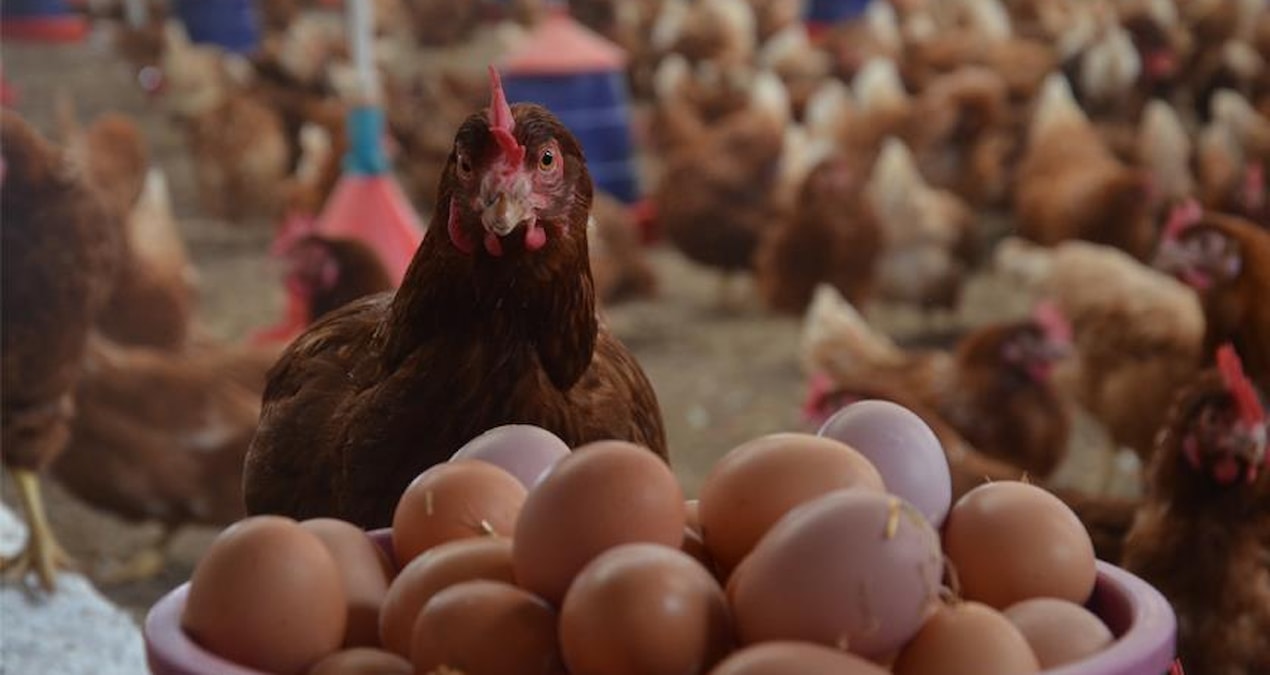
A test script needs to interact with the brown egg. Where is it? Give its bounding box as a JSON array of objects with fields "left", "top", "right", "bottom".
[
  {"left": 892, "top": 601, "right": 1040, "bottom": 675},
  {"left": 379, "top": 536, "right": 515, "bottom": 657},
  {"left": 698, "top": 433, "right": 884, "bottom": 575},
  {"left": 710, "top": 642, "right": 891, "bottom": 675},
  {"left": 181, "top": 516, "right": 347, "bottom": 675},
  {"left": 410, "top": 579, "right": 564, "bottom": 675},
  {"left": 943, "top": 481, "right": 1097, "bottom": 609},
  {"left": 560, "top": 543, "right": 733, "bottom": 675},
  {"left": 306, "top": 648, "right": 412, "bottom": 675},
  {"left": 391, "top": 459, "right": 526, "bottom": 566},
  {"left": 301, "top": 519, "right": 395, "bottom": 648},
  {"left": 513, "top": 441, "right": 685, "bottom": 605},
  {"left": 1004, "top": 597, "right": 1114, "bottom": 668}
]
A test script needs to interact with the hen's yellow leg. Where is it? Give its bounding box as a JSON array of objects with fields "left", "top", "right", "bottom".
[{"left": 1, "top": 469, "right": 75, "bottom": 591}]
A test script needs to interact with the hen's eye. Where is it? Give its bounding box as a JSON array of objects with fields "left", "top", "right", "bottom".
[
  {"left": 539, "top": 149, "right": 555, "bottom": 170},
  {"left": 457, "top": 154, "right": 473, "bottom": 177}
]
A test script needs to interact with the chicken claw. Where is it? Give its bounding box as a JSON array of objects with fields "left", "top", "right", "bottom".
[{"left": 1, "top": 469, "right": 76, "bottom": 592}]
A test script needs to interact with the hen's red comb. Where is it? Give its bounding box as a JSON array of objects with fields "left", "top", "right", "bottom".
[
  {"left": 487, "top": 66, "right": 525, "bottom": 166},
  {"left": 1032, "top": 300, "right": 1072, "bottom": 344},
  {"left": 1162, "top": 198, "right": 1203, "bottom": 242},
  {"left": 1217, "top": 343, "right": 1265, "bottom": 426}
]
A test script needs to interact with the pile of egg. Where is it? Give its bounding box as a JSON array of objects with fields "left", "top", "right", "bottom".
[{"left": 178, "top": 400, "right": 1113, "bottom": 675}]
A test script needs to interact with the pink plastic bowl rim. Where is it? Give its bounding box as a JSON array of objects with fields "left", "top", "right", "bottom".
[{"left": 144, "top": 530, "right": 1177, "bottom": 675}]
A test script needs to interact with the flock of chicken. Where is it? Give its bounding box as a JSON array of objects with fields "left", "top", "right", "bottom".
[{"left": 2, "top": 0, "right": 1270, "bottom": 672}]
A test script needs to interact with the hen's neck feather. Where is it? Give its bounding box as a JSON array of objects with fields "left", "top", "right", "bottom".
[{"left": 380, "top": 165, "right": 597, "bottom": 390}]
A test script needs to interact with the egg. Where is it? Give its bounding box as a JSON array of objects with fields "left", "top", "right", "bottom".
[
  {"left": 892, "top": 601, "right": 1040, "bottom": 675},
  {"left": 306, "top": 648, "right": 413, "bottom": 675},
  {"left": 730, "top": 490, "right": 942, "bottom": 658},
  {"left": 698, "top": 433, "right": 884, "bottom": 575},
  {"left": 181, "top": 516, "right": 346, "bottom": 674},
  {"left": 301, "top": 518, "right": 395, "bottom": 648},
  {"left": 560, "top": 543, "right": 733, "bottom": 675},
  {"left": 681, "top": 525, "right": 715, "bottom": 570},
  {"left": 391, "top": 459, "right": 526, "bottom": 565},
  {"left": 378, "top": 536, "right": 515, "bottom": 657},
  {"left": 709, "top": 642, "right": 891, "bottom": 675},
  {"left": 1004, "top": 597, "right": 1114, "bottom": 668},
  {"left": 943, "top": 481, "right": 1096, "bottom": 609},
  {"left": 450, "top": 424, "right": 571, "bottom": 489},
  {"left": 410, "top": 579, "right": 565, "bottom": 675},
  {"left": 513, "top": 440, "right": 685, "bottom": 605},
  {"left": 817, "top": 399, "right": 952, "bottom": 527}
]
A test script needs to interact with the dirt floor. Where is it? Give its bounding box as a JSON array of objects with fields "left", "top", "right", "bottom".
[{"left": 1, "top": 34, "right": 1129, "bottom": 625}]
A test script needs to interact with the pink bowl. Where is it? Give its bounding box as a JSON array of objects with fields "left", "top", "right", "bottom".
[{"left": 145, "top": 530, "right": 1177, "bottom": 675}]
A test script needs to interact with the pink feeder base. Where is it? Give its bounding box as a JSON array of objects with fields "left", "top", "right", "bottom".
[{"left": 316, "top": 176, "right": 425, "bottom": 285}]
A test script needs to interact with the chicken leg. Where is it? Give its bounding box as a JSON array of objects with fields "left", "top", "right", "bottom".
[{"left": 1, "top": 469, "right": 75, "bottom": 591}]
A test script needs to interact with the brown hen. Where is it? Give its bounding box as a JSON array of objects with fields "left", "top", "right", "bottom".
[
  {"left": 0, "top": 113, "right": 123, "bottom": 591},
  {"left": 1122, "top": 345, "right": 1270, "bottom": 675},
  {"left": 244, "top": 70, "right": 667, "bottom": 528}
]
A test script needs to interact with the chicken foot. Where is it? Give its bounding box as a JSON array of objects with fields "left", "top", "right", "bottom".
[{"left": 0, "top": 469, "right": 76, "bottom": 592}]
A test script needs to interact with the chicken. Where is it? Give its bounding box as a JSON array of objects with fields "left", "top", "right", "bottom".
[
  {"left": 757, "top": 23, "right": 831, "bottom": 119},
  {"left": 161, "top": 30, "right": 289, "bottom": 223},
  {"left": 110, "top": 0, "right": 170, "bottom": 96},
  {"left": 645, "top": 55, "right": 754, "bottom": 157},
  {"left": 1121, "top": 344, "right": 1270, "bottom": 675},
  {"left": 58, "top": 106, "right": 199, "bottom": 352},
  {"left": 1196, "top": 90, "right": 1270, "bottom": 226},
  {"left": 0, "top": 113, "right": 123, "bottom": 591},
  {"left": 864, "top": 137, "right": 978, "bottom": 311},
  {"left": 994, "top": 235, "right": 1205, "bottom": 461},
  {"left": 653, "top": 71, "right": 791, "bottom": 305},
  {"left": 906, "top": 65, "right": 1016, "bottom": 208},
  {"left": 820, "top": 0, "right": 903, "bottom": 83},
  {"left": 1155, "top": 211, "right": 1270, "bottom": 394},
  {"left": 655, "top": 0, "right": 757, "bottom": 69},
  {"left": 51, "top": 334, "right": 270, "bottom": 582},
  {"left": 1137, "top": 99, "right": 1196, "bottom": 217},
  {"left": 1014, "top": 73, "right": 1156, "bottom": 261},
  {"left": 97, "top": 169, "right": 201, "bottom": 352},
  {"left": 589, "top": 192, "right": 657, "bottom": 305},
  {"left": 286, "top": 235, "right": 395, "bottom": 325},
  {"left": 55, "top": 97, "right": 150, "bottom": 217},
  {"left": 802, "top": 285, "right": 1073, "bottom": 479},
  {"left": 755, "top": 151, "right": 881, "bottom": 314},
  {"left": 244, "top": 70, "right": 668, "bottom": 528}
]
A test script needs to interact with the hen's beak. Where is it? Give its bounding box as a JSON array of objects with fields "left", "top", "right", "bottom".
[
  {"left": 482, "top": 189, "right": 534, "bottom": 237},
  {"left": 477, "top": 174, "right": 546, "bottom": 256}
]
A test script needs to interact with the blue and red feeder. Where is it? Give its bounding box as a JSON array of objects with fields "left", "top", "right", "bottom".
[
  {"left": 498, "top": 8, "right": 642, "bottom": 206},
  {"left": 172, "top": 0, "right": 261, "bottom": 54},
  {"left": 1, "top": 0, "right": 88, "bottom": 43}
]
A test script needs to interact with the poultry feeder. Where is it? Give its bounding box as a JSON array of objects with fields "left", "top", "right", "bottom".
[
  {"left": 249, "top": 0, "right": 424, "bottom": 346},
  {"left": 0, "top": 0, "right": 89, "bottom": 43},
  {"left": 804, "top": 0, "right": 872, "bottom": 37},
  {"left": 172, "top": 0, "right": 261, "bottom": 54},
  {"left": 145, "top": 528, "right": 1181, "bottom": 675},
  {"left": 498, "top": 2, "right": 642, "bottom": 206}
]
